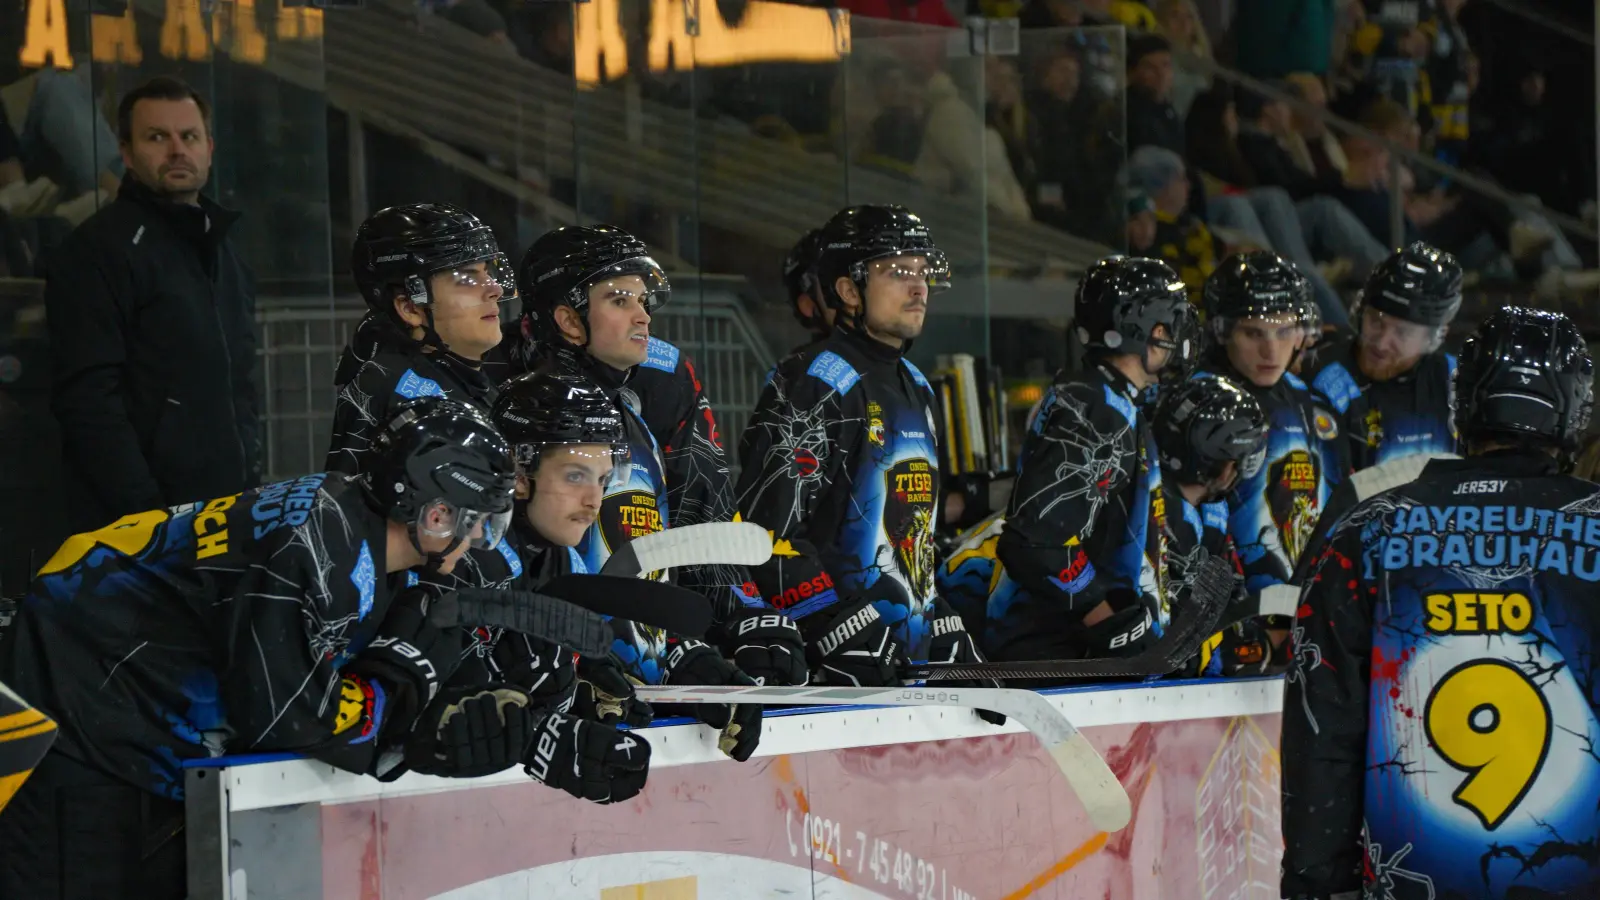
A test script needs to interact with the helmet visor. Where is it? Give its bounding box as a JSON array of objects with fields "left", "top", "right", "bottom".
[
  {"left": 433, "top": 253, "right": 517, "bottom": 306},
  {"left": 418, "top": 499, "right": 513, "bottom": 551},
  {"left": 579, "top": 256, "right": 670, "bottom": 312},
  {"left": 517, "top": 442, "right": 634, "bottom": 493}
]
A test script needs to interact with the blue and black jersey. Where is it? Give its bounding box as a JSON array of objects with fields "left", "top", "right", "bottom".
[
  {"left": 737, "top": 328, "right": 942, "bottom": 660},
  {"left": 1284, "top": 450, "right": 1600, "bottom": 899},
  {"left": 1304, "top": 334, "right": 1458, "bottom": 471}
]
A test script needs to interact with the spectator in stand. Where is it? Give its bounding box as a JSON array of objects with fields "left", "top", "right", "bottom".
[
  {"left": 46, "top": 76, "right": 260, "bottom": 532},
  {"left": 1346, "top": 0, "right": 1430, "bottom": 125},
  {"left": 985, "top": 55, "right": 1038, "bottom": 220},
  {"left": 1152, "top": 0, "right": 1213, "bottom": 117},
  {"left": 1231, "top": 0, "right": 1340, "bottom": 79},
  {"left": 1018, "top": 0, "right": 1123, "bottom": 100},
  {"left": 1423, "top": 0, "right": 1472, "bottom": 166},
  {"left": 1026, "top": 43, "right": 1115, "bottom": 235},
  {"left": 1126, "top": 33, "right": 1184, "bottom": 155},
  {"left": 1125, "top": 145, "right": 1227, "bottom": 300},
  {"left": 1080, "top": 0, "right": 1159, "bottom": 31},
  {"left": 1473, "top": 67, "right": 1585, "bottom": 217},
  {"left": 1282, "top": 73, "right": 1350, "bottom": 184},
  {"left": 1127, "top": 190, "right": 1159, "bottom": 254}
]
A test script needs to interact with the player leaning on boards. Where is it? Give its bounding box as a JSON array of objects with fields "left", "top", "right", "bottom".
[
  {"left": 1282, "top": 306, "right": 1600, "bottom": 900},
  {"left": 328, "top": 202, "right": 516, "bottom": 473},
  {"left": 983, "top": 256, "right": 1198, "bottom": 665},
  {"left": 1301, "top": 241, "right": 1464, "bottom": 470},
  {"left": 505, "top": 225, "right": 801, "bottom": 761},
  {"left": 1192, "top": 252, "right": 1349, "bottom": 660},
  {"left": 736, "top": 204, "right": 1001, "bottom": 720},
  {"left": 0, "top": 399, "right": 553, "bottom": 897}
]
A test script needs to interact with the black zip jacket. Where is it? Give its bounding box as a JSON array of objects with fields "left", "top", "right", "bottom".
[
  {"left": 986, "top": 362, "right": 1166, "bottom": 660},
  {"left": 46, "top": 173, "right": 260, "bottom": 531},
  {"left": 1283, "top": 450, "right": 1600, "bottom": 899},
  {"left": 0, "top": 475, "right": 405, "bottom": 799},
  {"left": 326, "top": 313, "right": 498, "bottom": 474},
  {"left": 1304, "top": 334, "right": 1459, "bottom": 471},
  {"left": 737, "top": 327, "right": 943, "bottom": 660}
]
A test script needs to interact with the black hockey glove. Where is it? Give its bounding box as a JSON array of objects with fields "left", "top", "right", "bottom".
[
  {"left": 925, "top": 603, "right": 1006, "bottom": 727},
  {"left": 662, "top": 638, "right": 764, "bottom": 762},
  {"left": 1213, "top": 620, "right": 1273, "bottom": 677},
  {"left": 572, "top": 654, "right": 654, "bottom": 728},
  {"left": 404, "top": 685, "right": 533, "bottom": 778},
  {"left": 801, "top": 596, "right": 905, "bottom": 687},
  {"left": 523, "top": 710, "right": 651, "bottom": 804},
  {"left": 714, "top": 608, "right": 809, "bottom": 686},
  {"left": 348, "top": 586, "right": 465, "bottom": 737},
  {"left": 493, "top": 632, "right": 578, "bottom": 711},
  {"left": 1078, "top": 591, "right": 1159, "bottom": 659}
]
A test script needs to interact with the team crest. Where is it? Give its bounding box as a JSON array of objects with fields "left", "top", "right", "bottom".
[{"left": 1313, "top": 405, "right": 1340, "bottom": 440}]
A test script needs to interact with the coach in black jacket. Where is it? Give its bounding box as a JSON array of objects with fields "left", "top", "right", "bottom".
[{"left": 46, "top": 77, "right": 258, "bottom": 531}]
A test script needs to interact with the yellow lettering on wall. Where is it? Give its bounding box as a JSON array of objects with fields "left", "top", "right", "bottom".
[
  {"left": 20, "top": 0, "right": 75, "bottom": 70},
  {"left": 277, "top": 0, "right": 323, "bottom": 41},
  {"left": 214, "top": 0, "right": 268, "bottom": 64},
  {"left": 161, "top": 0, "right": 213, "bottom": 62},
  {"left": 574, "top": 0, "right": 628, "bottom": 85},
  {"left": 92, "top": 9, "right": 144, "bottom": 65},
  {"left": 576, "top": 0, "right": 847, "bottom": 85}
]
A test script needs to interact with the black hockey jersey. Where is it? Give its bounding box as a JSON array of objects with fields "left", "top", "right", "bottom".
[
  {"left": 0, "top": 476, "right": 403, "bottom": 799},
  {"left": 326, "top": 313, "right": 498, "bottom": 474},
  {"left": 737, "top": 328, "right": 942, "bottom": 659},
  {"left": 1283, "top": 450, "right": 1600, "bottom": 899},
  {"left": 985, "top": 363, "right": 1167, "bottom": 660},
  {"left": 1305, "top": 335, "right": 1458, "bottom": 471}
]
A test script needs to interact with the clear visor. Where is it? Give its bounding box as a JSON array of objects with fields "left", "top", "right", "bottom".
[
  {"left": 860, "top": 251, "right": 952, "bottom": 293},
  {"left": 1239, "top": 442, "right": 1267, "bottom": 480},
  {"left": 434, "top": 254, "right": 517, "bottom": 305},
  {"left": 516, "top": 442, "right": 633, "bottom": 493},
  {"left": 417, "top": 499, "right": 513, "bottom": 551},
  {"left": 582, "top": 257, "right": 670, "bottom": 311}
]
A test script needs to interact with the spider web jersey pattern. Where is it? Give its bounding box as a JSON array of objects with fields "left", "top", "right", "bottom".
[
  {"left": 1305, "top": 336, "right": 1459, "bottom": 472},
  {"left": 1283, "top": 452, "right": 1600, "bottom": 899},
  {"left": 0, "top": 475, "right": 403, "bottom": 800},
  {"left": 985, "top": 363, "right": 1166, "bottom": 661},
  {"left": 736, "top": 333, "right": 942, "bottom": 660},
  {"left": 629, "top": 338, "right": 761, "bottom": 620},
  {"left": 326, "top": 312, "right": 499, "bottom": 475}
]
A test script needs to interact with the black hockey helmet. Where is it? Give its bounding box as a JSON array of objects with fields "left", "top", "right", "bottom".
[
  {"left": 350, "top": 203, "right": 514, "bottom": 334},
  {"left": 781, "top": 227, "right": 827, "bottom": 330},
  {"left": 1074, "top": 255, "right": 1197, "bottom": 371},
  {"left": 1359, "top": 242, "right": 1463, "bottom": 328},
  {"left": 1203, "top": 251, "right": 1315, "bottom": 337},
  {"left": 1154, "top": 374, "right": 1269, "bottom": 497},
  {"left": 516, "top": 225, "right": 669, "bottom": 342},
  {"left": 1455, "top": 306, "right": 1594, "bottom": 456},
  {"left": 491, "top": 371, "right": 631, "bottom": 491},
  {"left": 815, "top": 205, "right": 950, "bottom": 323},
  {"left": 365, "top": 396, "right": 517, "bottom": 561}
]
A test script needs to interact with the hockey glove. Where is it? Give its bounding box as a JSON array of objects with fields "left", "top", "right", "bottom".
[
  {"left": 493, "top": 632, "right": 579, "bottom": 711},
  {"left": 1078, "top": 592, "right": 1159, "bottom": 659},
  {"left": 572, "top": 654, "right": 654, "bottom": 728},
  {"left": 1214, "top": 620, "right": 1273, "bottom": 677},
  {"left": 348, "top": 586, "right": 465, "bottom": 738},
  {"left": 802, "top": 596, "right": 905, "bottom": 687},
  {"left": 523, "top": 710, "right": 651, "bottom": 804},
  {"left": 662, "top": 638, "right": 764, "bottom": 761},
  {"left": 404, "top": 685, "right": 533, "bottom": 778},
  {"left": 925, "top": 604, "right": 1006, "bottom": 726},
  {"left": 714, "top": 608, "right": 809, "bottom": 686}
]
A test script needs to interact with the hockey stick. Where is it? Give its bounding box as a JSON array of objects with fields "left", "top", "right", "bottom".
[
  {"left": 430, "top": 589, "right": 615, "bottom": 656},
  {"left": 599, "top": 522, "right": 773, "bottom": 578},
  {"left": 540, "top": 575, "right": 714, "bottom": 637},
  {"left": 637, "top": 682, "right": 1131, "bottom": 833},
  {"left": 904, "top": 555, "right": 1237, "bottom": 681}
]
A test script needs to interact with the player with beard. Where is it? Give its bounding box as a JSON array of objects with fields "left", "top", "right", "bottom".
[
  {"left": 327, "top": 203, "right": 515, "bottom": 473},
  {"left": 1147, "top": 375, "right": 1278, "bottom": 677},
  {"left": 738, "top": 205, "right": 998, "bottom": 699},
  {"left": 980, "top": 256, "right": 1197, "bottom": 664},
  {"left": 1192, "top": 252, "right": 1349, "bottom": 658},
  {"left": 507, "top": 226, "right": 795, "bottom": 762},
  {"left": 1282, "top": 307, "right": 1600, "bottom": 900},
  {"left": 1303, "top": 242, "right": 1464, "bottom": 471}
]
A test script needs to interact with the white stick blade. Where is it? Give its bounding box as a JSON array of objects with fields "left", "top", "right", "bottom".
[{"left": 629, "top": 522, "right": 773, "bottom": 574}]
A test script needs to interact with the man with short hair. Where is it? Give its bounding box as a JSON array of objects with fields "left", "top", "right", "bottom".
[{"left": 46, "top": 76, "right": 259, "bottom": 531}]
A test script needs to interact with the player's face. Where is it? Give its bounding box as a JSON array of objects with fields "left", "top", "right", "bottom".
[
  {"left": 584, "top": 275, "right": 652, "bottom": 370},
  {"left": 1358, "top": 306, "right": 1433, "bottom": 382},
  {"left": 424, "top": 261, "right": 507, "bottom": 360},
  {"left": 524, "top": 445, "right": 611, "bottom": 547},
  {"left": 862, "top": 254, "right": 932, "bottom": 345},
  {"left": 1226, "top": 314, "right": 1302, "bottom": 387}
]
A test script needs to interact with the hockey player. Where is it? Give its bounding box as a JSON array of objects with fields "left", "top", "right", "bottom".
[
  {"left": 1193, "top": 252, "right": 1348, "bottom": 650},
  {"left": 1303, "top": 242, "right": 1463, "bottom": 470},
  {"left": 779, "top": 226, "right": 833, "bottom": 352},
  {"left": 1282, "top": 306, "right": 1600, "bottom": 900},
  {"left": 514, "top": 225, "right": 791, "bottom": 760},
  {"left": 739, "top": 204, "right": 994, "bottom": 690},
  {"left": 0, "top": 399, "right": 649, "bottom": 897},
  {"left": 327, "top": 202, "right": 516, "bottom": 472},
  {"left": 983, "top": 256, "right": 1197, "bottom": 662},
  {"left": 1147, "top": 375, "right": 1277, "bottom": 677}
]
